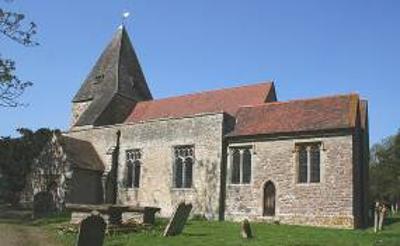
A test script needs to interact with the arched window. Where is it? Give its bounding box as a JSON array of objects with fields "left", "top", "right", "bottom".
[
  {"left": 298, "top": 146, "right": 308, "bottom": 183},
  {"left": 174, "top": 145, "right": 194, "bottom": 188},
  {"left": 230, "top": 147, "right": 252, "bottom": 184},
  {"left": 126, "top": 149, "right": 142, "bottom": 188}
]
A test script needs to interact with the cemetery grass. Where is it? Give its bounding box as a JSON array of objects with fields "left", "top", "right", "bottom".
[{"left": 52, "top": 215, "right": 400, "bottom": 246}]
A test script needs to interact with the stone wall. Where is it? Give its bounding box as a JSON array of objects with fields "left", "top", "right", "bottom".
[
  {"left": 21, "top": 134, "right": 68, "bottom": 210},
  {"left": 352, "top": 119, "right": 369, "bottom": 228},
  {"left": 225, "top": 133, "right": 357, "bottom": 228},
  {"left": 67, "top": 113, "right": 225, "bottom": 219},
  {"left": 21, "top": 133, "right": 104, "bottom": 208}
]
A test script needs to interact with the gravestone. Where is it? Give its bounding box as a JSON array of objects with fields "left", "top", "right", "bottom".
[
  {"left": 76, "top": 212, "right": 106, "bottom": 246},
  {"left": 33, "top": 191, "right": 55, "bottom": 218},
  {"left": 241, "top": 219, "right": 253, "bottom": 239},
  {"left": 163, "top": 202, "right": 193, "bottom": 236}
]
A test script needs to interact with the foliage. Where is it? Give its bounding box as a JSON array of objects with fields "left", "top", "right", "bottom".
[
  {"left": 0, "top": 128, "right": 54, "bottom": 204},
  {"left": 0, "top": 1, "right": 38, "bottom": 107},
  {"left": 370, "top": 130, "right": 400, "bottom": 203}
]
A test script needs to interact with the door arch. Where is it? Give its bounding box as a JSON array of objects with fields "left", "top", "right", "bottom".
[{"left": 263, "top": 181, "right": 276, "bottom": 216}]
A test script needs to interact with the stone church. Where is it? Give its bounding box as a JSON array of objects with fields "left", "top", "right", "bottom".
[{"left": 27, "top": 26, "right": 369, "bottom": 229}]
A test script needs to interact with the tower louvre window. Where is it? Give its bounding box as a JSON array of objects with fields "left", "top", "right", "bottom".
[{"left": 93, "top": 74, "right": 105, "bottom": 84}]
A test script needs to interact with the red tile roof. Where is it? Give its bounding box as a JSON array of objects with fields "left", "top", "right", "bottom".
[
  {"left": 125, "top": 82, "right": 275, "bottom": 122},
  {"left": 228, "top": 94, "right": 360, "bottom": 137}
]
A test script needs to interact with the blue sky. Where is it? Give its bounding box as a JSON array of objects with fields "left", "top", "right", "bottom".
[{"left": 0, "top": 0, "right": 399, "bottom": 145}]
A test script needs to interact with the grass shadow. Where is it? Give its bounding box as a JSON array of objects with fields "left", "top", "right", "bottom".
[
  {"left": 182, "top": 232, "right": 208, "bottom": 237},
  {"left": 385, "top": 216, "right": 400, "bottom": 226}
]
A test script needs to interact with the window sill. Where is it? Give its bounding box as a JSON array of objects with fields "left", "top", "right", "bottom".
[
  {"left": 171, "top": 188, "right": 195, "bottom": 191},
  {"left": 295, "top": 182, "right": 321, "bottom": 186},
  {"left": 228, "top": 183, "right": 252, "bottom": 187},
  {"left": 122, "top": 187, "right": 140, "bottom": 191}
]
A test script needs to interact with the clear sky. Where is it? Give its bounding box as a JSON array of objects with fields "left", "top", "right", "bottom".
[{"left": 0, "top": 0, "right": 399, "bottom": 145}]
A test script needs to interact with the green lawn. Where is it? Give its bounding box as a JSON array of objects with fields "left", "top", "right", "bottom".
[{"left": 47, "top": 215, "right": 400, "bottom": 246}]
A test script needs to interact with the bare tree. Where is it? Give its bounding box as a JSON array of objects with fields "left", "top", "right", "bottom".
[{"left": 0, "top": 2, "right": 38, "bottom": 107}]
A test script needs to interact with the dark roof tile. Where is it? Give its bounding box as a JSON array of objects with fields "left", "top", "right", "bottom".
[{"left": 60, "top": 136, "right": 104, "bottom": 172}]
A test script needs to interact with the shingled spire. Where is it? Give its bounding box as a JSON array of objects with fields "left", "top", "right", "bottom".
[{"left": 71, "top": 26, "right": 152, "bottom": 127}]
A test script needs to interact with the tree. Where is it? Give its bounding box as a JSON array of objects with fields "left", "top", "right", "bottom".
[
  {"left": 0, "top": 1, "right": 38, "bottom": 107},
  {"left": 369, "top": 130, "right": 400, "bottom": 207},
  {"left": 0, "top": 128, "right": 54, "bottom": 205}
]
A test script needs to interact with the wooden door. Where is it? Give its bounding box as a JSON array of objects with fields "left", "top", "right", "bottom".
[{"left": 263, "top": 181, "right": 275, "bottom": 216}]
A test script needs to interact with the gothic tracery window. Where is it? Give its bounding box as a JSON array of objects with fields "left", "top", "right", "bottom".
[
  {"left": 126, "top": 149, "right": 142, "bottom": 188},
  {"left": 230, "top": 147, "right": 252, "bottom": 184},
  {"left": 174, "top": 145, "right": 194, "bottom": 188}
]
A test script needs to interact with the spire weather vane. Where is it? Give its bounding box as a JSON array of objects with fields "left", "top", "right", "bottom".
[{"left": 121, "top": 11, "right": 131, "bottom": 26}]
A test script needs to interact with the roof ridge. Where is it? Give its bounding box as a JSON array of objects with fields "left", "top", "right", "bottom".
[
  {"left": 139, "top": 80, "right": 273, "bottom": 104},
  {"left": 237, "top": 92, "right": 360, "bottom": 109}
]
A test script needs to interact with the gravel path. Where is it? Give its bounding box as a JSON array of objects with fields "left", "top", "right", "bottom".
[
  {"left": 0, "top": 205, "right": 62, "bottom": 246},
  {"left": 0, "top": 222, "right": 62, "bottom": 246}
]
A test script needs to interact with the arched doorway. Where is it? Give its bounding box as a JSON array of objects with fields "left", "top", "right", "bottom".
[{"left": 263, "top": 181, "right": 276, "bottom": 216}]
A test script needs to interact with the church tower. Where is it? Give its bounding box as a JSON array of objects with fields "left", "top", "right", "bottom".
[{"left": 71, "top": 26, "right": 152, "bottom": 127}]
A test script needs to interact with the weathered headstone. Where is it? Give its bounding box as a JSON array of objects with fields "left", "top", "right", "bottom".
[
  {"left": 163, "top": 202, "right": 192, "bottom": 236},
  {"left": 76, "top": 211, "right": 106, "bottom": 246},
  {"left": 378, "top": 204, "right": 387, "bottom": 231},
  {"left": 33, "top": 191, "right": 55, "bottom": 218},
  {"left": 241, "top": 219, "right": 253, "bottom": 239}
]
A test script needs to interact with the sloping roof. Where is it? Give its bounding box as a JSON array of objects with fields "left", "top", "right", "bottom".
[
  {"left": 73, "top": 26, "right": 152, "bottom": 126},
  {"left": 228, "top": 94, "right": 360, "bottom": 137},
  {"left": 125, "top": 82, "right": 276, "bottom": 122},
  {"left": 59, "top": 136, "right": 104, "bottom": 172}
]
